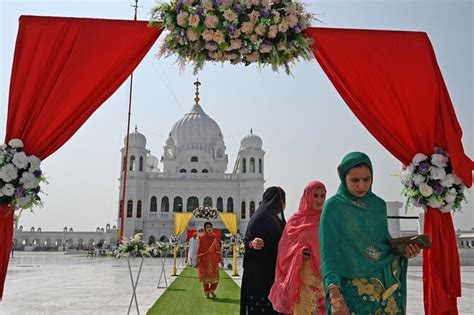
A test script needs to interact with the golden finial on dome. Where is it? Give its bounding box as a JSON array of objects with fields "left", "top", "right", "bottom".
[{"left": 194, "top": 78, "right": 201, "bottom": 105}]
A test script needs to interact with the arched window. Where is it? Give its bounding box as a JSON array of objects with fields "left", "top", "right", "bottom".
[
  {"left": 250, "top": 201, "right": 256, "bottom": 217},
  {"left": 161, "top": 196, "right": 170, "bottom": 212},
  {"left": 137, "top": 200, "right": 142, "bottom": 218},
  {"left": 227, "top": 197, "right": 234, "bottom": 213},
  {"left": 129, "top": 155, "right": 136, "bottom": 171},
  {"left": 203, "top": 196, "right": 213, "bottom": 208},
  {"left": 173, "top": 197, "right": 183, "bottom": 212},
  {"left": 202, "top": 169, "right": 209, "bottom": 173},
  {"left": 150, "top": 196, "right": 157, "bottom": 212},
  {"left": 180, "top": 169, "right": 187, "bottom": 173},
  {"left": 241, "top": 201, "right": 246, "bottom": 219},
  {"left": 139, "top": 156, "right": 144, "bottom": 171},
  {"left": 122, "top": 156, "right": 126, "bottom": 171},
  {"left": 217, "top": 197, "right": 223, "bottom": 212},
  {"left": 259, "top": 158, "right": 262, "bottom": 173},
  {"left": 217, "top": 148, "right": 223, "bottom": 158},
  {"left": 187, "top": 196, "right": 199, "bottom": 212},
  {"left": 191, "top": 156, "right": 199, "bottom": 162},
  {"left": 250, "top": 158, "right": 255, "bottom": 173},
  {"left": 191, "top": 169, "right": 198, "bottom": 173},
  {"left": 242, "top": 158, "right": 246, "bottom": 173},
  {"left": 127, "top": 200, "right": 133, "bottom": 218}
]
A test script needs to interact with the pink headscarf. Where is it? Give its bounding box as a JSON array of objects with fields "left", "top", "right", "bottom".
[{"left": 268, "top": 181, "right": 326, "bottom": 314}]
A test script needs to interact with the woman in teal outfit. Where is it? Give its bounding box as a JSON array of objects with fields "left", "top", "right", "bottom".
[{"left": 320, "top": 152, "right": 421, "bottom": 315}]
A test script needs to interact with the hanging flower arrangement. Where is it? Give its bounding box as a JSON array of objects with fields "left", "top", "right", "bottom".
[
  {"left": 400, "top": 147, "right": 467, "bottom": 213},
  {"left": 0, "top": 139, "right": 46, "bottom": 211},
  {"left": 192, "top": 206, "right": 218, "bottom": 219},
  {"left": 150, "top": 0, "right": 314, "bottom": 74}
]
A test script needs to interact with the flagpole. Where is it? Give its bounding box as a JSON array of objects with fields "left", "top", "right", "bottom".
[{"left": 119, "top": 0, "right": 140, "bottom": 240}]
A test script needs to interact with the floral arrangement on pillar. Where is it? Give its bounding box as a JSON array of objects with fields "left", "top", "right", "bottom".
[
  {"left": 150, "top": 0, "right": 314, "bottom": 74},
  {"left": 114, "top": 233, "right": 152, "bottom": 258},
  {"left": 400, "top": 147, "right": 467, "bottom": 212}
]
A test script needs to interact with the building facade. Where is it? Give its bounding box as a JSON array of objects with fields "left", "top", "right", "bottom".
[{"left": 118, "top": 80, "right": 265, "bottom": 242}]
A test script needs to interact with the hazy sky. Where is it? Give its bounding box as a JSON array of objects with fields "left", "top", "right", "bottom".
[{"left": 1, "top": 0, "right": 472, "bottom": 231}]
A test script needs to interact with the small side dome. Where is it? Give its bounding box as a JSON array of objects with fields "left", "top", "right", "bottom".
[
  {"left": 240, "top": 129, "right": 262, "bottom": 150},
  {"left": 124, "top": 126, "right": 146, "bottom": 148}
]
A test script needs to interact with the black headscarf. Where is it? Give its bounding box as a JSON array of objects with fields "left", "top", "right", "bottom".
[{"left": 243, "top": 186, "right": 286, "bottom": 266}]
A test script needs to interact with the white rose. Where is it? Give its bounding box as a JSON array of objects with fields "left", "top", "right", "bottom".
[
  {"left": 445, "top": 188, "right": 457, "bottom": 203},
  {"left": 430, "top": 167, "right": 446, "bottom": 180},
  {"left": 20, "top": 172, "right": 40, "bottom": 190},
  {"left": 452, "top": 172, "right": 463, "bottom": 185},
  {"left": 406, "top": 164, "right": 415, "bottom": 174},
  {"left": 431, "top": 153, "right": 449, "bottom": 168},
  {"left": 419, "top": 183, "right": 433, "bottom": 197},
  {"left": 427, "top": 196, "right": 444, "bottom": 209},
  {"left": 412, "top": 174, "right": 425, "bottom": 186},
  {"left": 412, "top": 153, "right": 428, "bottom": 166},
  {"left": 8, "top": 139, "right": 24, "bottom": 149},
  {"left": 28, "top": 155, "right": 42, "bottom": 173},
  {"left": 0, "top": 164, "right": 18, "bottom": 182},
  {"left": 440, "top": 174, "right": 455, "bottom": 187},
  {"left": 12, "top": 151, "right": 28, "bottom": 169},
  {"left": 439, "top": 202, "right": 454, "bottom": 213},
  {"left": 1, "top": 183, "right": 15, "bottom": 196}
]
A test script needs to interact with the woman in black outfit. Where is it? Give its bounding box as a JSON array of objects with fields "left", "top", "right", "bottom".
[{"left": 240, "top": 186, "right": 286, "bottom": 315}]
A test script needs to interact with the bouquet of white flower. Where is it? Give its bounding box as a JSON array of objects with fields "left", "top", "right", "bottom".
[
  {"left": 0, "top": 139, "right": 46, "bottom": 211},
  {"left": 192, "top": 206, "right": 218, "bottom": 219},
  {"left": 114, "top": 233, "right": 152, "bottom": 258},
  {"left": 400, "top": 147, "right": 467, "bottom": 213}
]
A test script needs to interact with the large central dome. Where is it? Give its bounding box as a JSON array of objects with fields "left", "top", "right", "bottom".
[{"left": 170, "top": 103, "right": 223, "bottom": 149}]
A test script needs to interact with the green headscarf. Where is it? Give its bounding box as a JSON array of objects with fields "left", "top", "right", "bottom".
[{"left": 320, "top": 152, "right": 406, "bottom": 295}]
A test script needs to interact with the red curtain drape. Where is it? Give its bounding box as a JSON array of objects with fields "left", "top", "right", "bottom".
[
  {"left": 305, "top": 27, "right": 472, "bottom": 314},
  {"left": 1, "top": 15, "right": 161, "bottom": 300}
]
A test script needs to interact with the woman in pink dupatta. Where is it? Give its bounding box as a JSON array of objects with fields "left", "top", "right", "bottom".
[{"left": 269, "top": 181, "right": 327, "bottom": 315}]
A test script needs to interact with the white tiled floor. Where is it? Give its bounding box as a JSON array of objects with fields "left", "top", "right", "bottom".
[{"left": 0, "top": 252, "right": 473, "bottom": 314}]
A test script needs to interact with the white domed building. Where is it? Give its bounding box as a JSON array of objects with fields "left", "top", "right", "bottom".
[{"left": 118, "top": 80, "right": 265, "bottom": 241}]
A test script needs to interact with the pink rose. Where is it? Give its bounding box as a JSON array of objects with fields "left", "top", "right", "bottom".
[
  {"left": 205, "top": 41, "right": 218, "bottom": 51},
  {"left": 249, "top": 10, "right": 260, "bottom": 23},
  {"left": 202, "top": 0, "right": 213, "bottom": 10},
  {"left": 184, "top": 0, "right": 194, "bottom": 6},
  {"left": 249, "top": 34, "right": 259, "bottom": 43},
  {"left": 188, "top": 15, "right": 200, "bottom": 28},
  {"left": 245, "top": 51, "right": 260, "bottom": 63},
  {"left": 202, "top": 30, "right": 215, "bottom": 41},
  {"left": 230, "top": 29, "right": 242, "bottom": 39},
  {"left": 213, "top": 30, "right": 225, "bottom": 44},
  {"left": 187, "top": 28, "right": 199, "bottom": 41},
  {"left": 278, "top": 21, "right": 289, "bottom": 33},
  {"left": 224, "top": 52, "right": 238, "bottom": 60},
  {"left": 268, "top": 25, "right": 278, "bottom": 38},
  {"left": 241, "top": 22, "right": 254, "bottom": 34},
  {"left": 255, "top": 24, "right": 266, "bottom": 36},
  {"left": 205, "top": 15, "right": 219, "bottom": 28},
  {"left": 230, "top": 39, "right": 242, "bottom": 50},
  {"left": 223, "top": 9, "right": 238, "bottom": 22},
  {"left": 287, "top": 15, "right": 299, "bottom": 28},
  {"left": 177, "top": 12, "right": 189, "bottom": 27}
]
